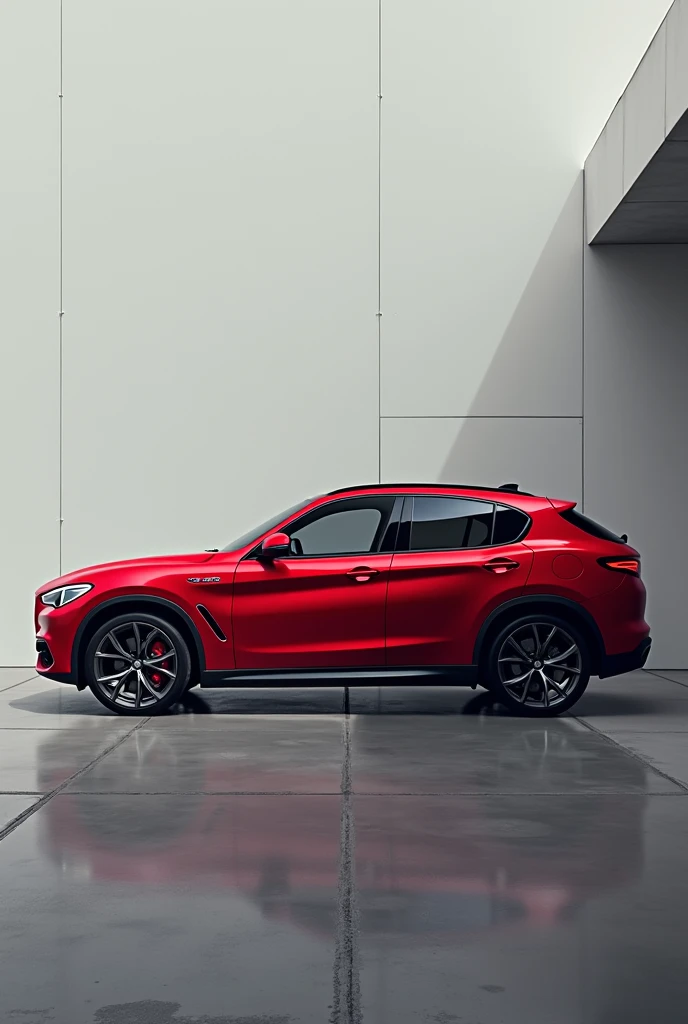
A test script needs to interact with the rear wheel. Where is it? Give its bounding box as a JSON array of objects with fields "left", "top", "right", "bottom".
[
  {"left": 484, "top": 614, "right": 590, "bottom": 717},
  {"left": 85, "top": 613, "right": 191, "bottom": 716}
]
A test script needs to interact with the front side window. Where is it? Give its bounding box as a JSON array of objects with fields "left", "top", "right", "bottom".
[
  {"left": 410, "top": 496, "right": 494, "bottom": 550},
  {"left": 286, "top": 496, "right": 396, "bottom": 556}
]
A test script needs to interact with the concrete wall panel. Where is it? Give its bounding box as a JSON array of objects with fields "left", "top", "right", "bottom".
[
  {"left": 0, "top": 1, "right": 60, "bottom": 664},
  {"left": 666, "top": 0, "right": 688, "bottom": 134},
  {"left": 0, "top": 0, "right": 682, "bottom": 663},
  {"left": 623, "top": 22, "right": 667, "bottom": 191},
  {"left": 381, "top": 417, "right": 582, "bottom": 504},
  {"left": 60, "top": 0, "right": 378, "bottom": 570},
  {"left": 586, "top": 102, "right": 625, "bottom": 242},
  {"left": 584, "top": 245, "right": 688, "bottom": 668}
]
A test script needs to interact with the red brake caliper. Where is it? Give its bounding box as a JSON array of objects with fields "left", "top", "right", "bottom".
[{"left": 149, "top": 640, "right": 169, "bottom": 688}]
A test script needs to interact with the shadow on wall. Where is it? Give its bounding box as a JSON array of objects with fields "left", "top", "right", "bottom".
[
  {"left": 436, "top": 173, "right": 584, "bottom": 501},
  {"left": 583, "top": 243, "right": 688, "bottom": 669}
]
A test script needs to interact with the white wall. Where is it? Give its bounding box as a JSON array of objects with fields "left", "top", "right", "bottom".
[
  {"left": 0, "top": 0, "right": 675, "bottom": 663},
  {"left": 60, "top": 0, "right": 379, "bottom": 573},
  {"left": 379, "top": 0, "right": 672, "bottom": 490},
  {"left": 0, "top": 2, "right": 60, "bottom": 666}
]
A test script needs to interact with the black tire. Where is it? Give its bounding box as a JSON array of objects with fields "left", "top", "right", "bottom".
[
  {"left": 483, "top": 613, "right": 590, "bottom": 717},
  {"left": 84, "top": 613, "right": 191, "bottom": 716}
]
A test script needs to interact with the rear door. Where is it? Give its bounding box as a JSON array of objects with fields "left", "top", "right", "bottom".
[
  {"left": 232, "top": 495, "right": 401, "bottom": 669},
  {"left": 385, "top": 496, "right": 534, "bottom": 666}
]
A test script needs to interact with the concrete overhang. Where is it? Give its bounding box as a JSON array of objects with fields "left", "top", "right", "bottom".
[{"left": 586, "top": 0, "right": 688, "bottom": 243}]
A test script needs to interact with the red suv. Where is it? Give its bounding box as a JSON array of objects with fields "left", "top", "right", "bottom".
[{"left": 34, "top": 483, "right": 651, "bottom": 717}]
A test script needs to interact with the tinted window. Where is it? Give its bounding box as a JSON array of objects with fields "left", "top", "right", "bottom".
[
  {"left": 559, "top": 508, "right": 624, "bottom": 544},
  {"left": 288, "top": 496, "right": 395, "bottom": 555},
  {"left": 493, "top": 504, "right": 530, "bottom": 544},
  {"left": 410, "top": 497, "right": 494, "bottom": 550}
]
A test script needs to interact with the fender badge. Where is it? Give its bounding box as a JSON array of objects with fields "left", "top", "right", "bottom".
[{"left": 188, "top": 577, "right": 221, "bottom": 583}]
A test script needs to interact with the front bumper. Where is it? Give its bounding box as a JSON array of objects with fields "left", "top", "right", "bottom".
[
  {"left": 34, "top": 595, "right": 89, "bottom": 683},
  {"left": 598, "top": 637, "right": 652, "bottom": 678}
]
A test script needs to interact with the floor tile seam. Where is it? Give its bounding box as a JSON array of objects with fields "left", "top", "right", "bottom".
[
  {"left": 0, "top": 675, "right": 39, "bottom": 694},
  {"left": 646, "top": 669, "right": 688, "bottom": 690},
  {"left": 347, "top": 789, "right": 688, "bottom": 796},
  {"left": 62, "top": 789, "right": 345, "bottom": 796},
  {"left": 590, "top": 729, "right": 688, "bottom": 734},
  {"left": 331, "top": 697, "right": 361, "bottom": 1024},
  {"left": 52, "top": 788, "right": 688, "bottom": 797},
  {"left": 573, "top": 714, "right": 688, "bottom": 793},
  {"left": 0, "top": 726, "right": 120, "bottom": 731},
  {"left": 0, "top": 716, "right": 150, "bottom": 843}
]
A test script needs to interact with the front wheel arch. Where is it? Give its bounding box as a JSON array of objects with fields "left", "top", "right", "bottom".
[{"left": 73, "top": 596, "right": 205, "bottom": 689}]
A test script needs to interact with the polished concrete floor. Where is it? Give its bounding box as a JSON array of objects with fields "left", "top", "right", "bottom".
[{"left": 2, "top": 668, "right": 688, "bottom": 1023}]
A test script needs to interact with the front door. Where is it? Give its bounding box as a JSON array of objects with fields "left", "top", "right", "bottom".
[
  {"left": 232, "top": 495, "right": 400, "bottom": 669},
  {"left": 385, "top": 495, "right": 534, "bottom": 666}
]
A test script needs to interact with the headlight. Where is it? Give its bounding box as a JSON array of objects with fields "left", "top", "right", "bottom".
[{"left": 41, "top": 584, "right": 92, "bottom": 608}]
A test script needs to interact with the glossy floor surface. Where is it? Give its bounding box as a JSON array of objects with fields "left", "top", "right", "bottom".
[{"left": 2, "top": 668, "right": 688, "bottom": 1024}]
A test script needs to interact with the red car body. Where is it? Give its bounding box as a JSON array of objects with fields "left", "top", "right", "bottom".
[{"left": 34, "top": 484, "right": 651, "bottom": 692}]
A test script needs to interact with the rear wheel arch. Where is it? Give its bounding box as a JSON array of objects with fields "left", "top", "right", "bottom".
[
  {"left": 473, "top": 596, "right": 604, "bottom": 676},
  {"left": 73, "top": 596, "right": 205, "bottom": 689}
]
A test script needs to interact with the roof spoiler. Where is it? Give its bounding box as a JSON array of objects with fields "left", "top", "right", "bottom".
[
  {"left": 548, "top": 498, "right": 577, "bottom": 510},
  {"left": 498, "top": 483, "right": 534, "bottom": 495}
]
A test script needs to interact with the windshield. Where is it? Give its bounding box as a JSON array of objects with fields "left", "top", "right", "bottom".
[{"left": 221, "top": 497, "right": 317, "bottom": 552}]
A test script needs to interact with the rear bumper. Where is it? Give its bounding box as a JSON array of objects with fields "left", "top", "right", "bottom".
[{"left": 598, "top": 637, "right": 652, "bottom": 679}]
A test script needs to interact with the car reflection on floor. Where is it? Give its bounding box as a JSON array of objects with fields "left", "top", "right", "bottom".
[{"left": 36, "top": 699, "right": 647, "bottom": 947}]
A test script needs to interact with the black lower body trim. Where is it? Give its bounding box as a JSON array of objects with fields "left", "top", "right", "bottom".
[
  {"left": 598, "top": 637, "right": 652, "bottom": 679},
  {"left": 36, "top": 670, "right": 77, "bottom": 686},
  {"left": 35, "top": 639, "right": 54, "bottom": 670},
  {"left": 200, "top": 665, "right": 478, "bottom": 688}
]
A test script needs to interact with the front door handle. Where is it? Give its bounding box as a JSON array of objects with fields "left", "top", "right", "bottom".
[
  {"left": 483, "top": 557, "right": 520, "bottom": 574},
  {"left": 346, "top": 566, "right": 380, "bottom": 582}
]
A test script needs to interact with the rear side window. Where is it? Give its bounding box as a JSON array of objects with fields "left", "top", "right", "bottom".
[
  {"left": 493, "top": 504, "right": 530, "bottom": 544},
  {"left": 559, "top": 507, "right": 624, "bottom": 544},
  {"left": 410, "top": 497, "right": 494, "bottom": 550}
]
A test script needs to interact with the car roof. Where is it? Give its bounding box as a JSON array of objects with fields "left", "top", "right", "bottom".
[
  {"left": 327, "top": 482, "right": 535, "bottom": 498},
  {"left": 321, "top": 483, "right": 561, "bottom": 512}
]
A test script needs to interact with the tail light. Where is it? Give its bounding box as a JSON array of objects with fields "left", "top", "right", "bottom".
[{"left": 598, "top": 556, "right": 640, "bottom": 577}]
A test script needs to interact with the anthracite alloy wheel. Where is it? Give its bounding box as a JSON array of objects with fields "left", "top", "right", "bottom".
[
  {"left": 485, "top": 614, "right": 590, "bottom": 717},
  {"left": 85, "top": 613, "right": 191, "bottom": 715}
]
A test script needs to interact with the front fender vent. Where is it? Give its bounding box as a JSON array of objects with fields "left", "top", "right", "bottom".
[{"left": 196, "top": 604, "right": 227, "bottom": 642}]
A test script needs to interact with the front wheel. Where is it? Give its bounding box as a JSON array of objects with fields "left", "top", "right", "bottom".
[
  {"left": 85, "top": 613, "right": 191, "bottom": 716},
  {"left": 483, "top": 615, "right": 590, "bottom": 717}
]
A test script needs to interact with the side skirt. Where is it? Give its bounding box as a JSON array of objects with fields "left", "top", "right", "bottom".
[{"left": 200, "top": 666, "right": 479, "bottom": 688}]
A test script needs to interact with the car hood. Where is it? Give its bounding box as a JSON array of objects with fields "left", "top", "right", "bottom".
[{"left": 36, "top": 552, "right": 217, "bottom": 594}]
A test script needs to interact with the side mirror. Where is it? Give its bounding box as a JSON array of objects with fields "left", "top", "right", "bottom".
[{"left": 259, "top": 532, "right": 291, "bottom": 560}]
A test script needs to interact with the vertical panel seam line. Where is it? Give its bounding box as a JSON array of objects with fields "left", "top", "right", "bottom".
[
  {"left": 581, "top": 170, "right": 585, "bottom": 513},
  {"left": 58, "top": 0, "right": 64, "bottom": 573},
  {"left": 377, "top": 0, "right": 382, "bottom": 483},
  {"left": 664, "top": 14, "right": 668, "bottom": 137},
  {"left": 621, "top": 91, "right": 626, "bottom": 196}
]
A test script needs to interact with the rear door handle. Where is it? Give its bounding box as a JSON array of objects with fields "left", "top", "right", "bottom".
[
  {"left": 346, "top": 566, "right": 380, "bottom": 582},
  {"left": 483, "top": 557, "right": 520, "bottom": 574}
]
